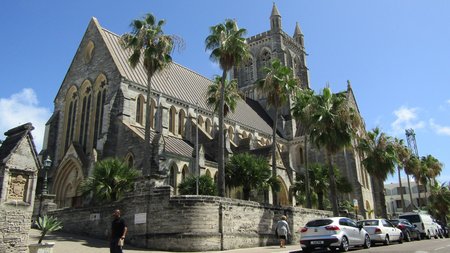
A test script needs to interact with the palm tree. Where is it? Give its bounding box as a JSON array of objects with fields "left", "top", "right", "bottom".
[
  {"left": 121, "top": 13, "right": 180, "bottom": 176},
  {"left": 205, "top": 19, "right": 250, "bottom": 197},
  {"left": 393, "top": 138, "right": 411, "bottom": 211},
  {"left": 308, "top": 163, "right": 329, "bottom": 210},
  {"left": 358, "top": 127, "right": 397, "bottom": 218},
  {"left": 206, "top": 76, "right": 242, "bottom": 116},
  {"left": 418, "top": 155, "right": 443, "bottom": 205},
  {"left": 80, "top": 158, "right": 140, "bottom": 203},
  {"left": 307, "top": 87, "right": 361, "bottom": 216},
  {"left": 178, "top": 175, "right": 217, "bottom": 195},
  {"left": 225, "top": 153, "right": 278, "bottom": 201},
  {"left": 291, "top": 88, "right": 315, "bottom": 208},
  {"left": 257, "top": 59, "right": 297, "bottom": 205},
  {"left": 404, "top": 155, "right": 421, "bottom": 208},
  {"left": 429, "top": 181, "right": 450, "bottom": 225}
]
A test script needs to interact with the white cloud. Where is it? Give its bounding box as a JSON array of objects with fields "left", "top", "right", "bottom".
[
  {"left": 429, "top": 119, "right": 450, "bottom": 136},
  {"left": 447, "top": 99, "right": 450, "bottom": 105},
  {"left": 0, "top": 89, "right": 51, "bottom": 151},
  {"left": 390, "top": 106, "right": 425, "bottom": 135}
]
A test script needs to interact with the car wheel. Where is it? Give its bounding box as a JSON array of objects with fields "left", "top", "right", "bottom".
[
  {"left": 383, "top": 235, "right": 390, "bottom": 245},
  {"left": 405, "top": 231, "right": 411, "bottom": 242},
  {"left": 363, "top": 234, "right": 371, "bottom": 249},
  {"left": 416, "top": 232, "right": 422, "bottom": 241},
  {"left": 339, "top": 236, "right": 349, "bottom": 252},
  {"left": 398, "top": 233, "right": 403, "bottom": 244}
]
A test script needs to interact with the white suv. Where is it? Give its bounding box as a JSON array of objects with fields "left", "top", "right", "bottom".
[{"left": 300, "top": 217, "right": 371, "bottom": 252}]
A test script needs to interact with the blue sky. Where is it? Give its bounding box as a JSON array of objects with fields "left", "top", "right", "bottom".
[{"left": 1, "top": 0, "right": 449, "bottom": 183}]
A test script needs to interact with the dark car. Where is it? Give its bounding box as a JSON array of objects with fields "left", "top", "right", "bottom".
[{"left": 389, "top": 219, "right": 421, "bottom": 242}]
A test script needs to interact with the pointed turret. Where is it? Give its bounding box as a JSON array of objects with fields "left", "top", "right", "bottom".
[
  {"left": 293, "top": 22, "right": 304, "bottom": 46},
  {"left": 270, "top": 3, "right": 282, "bottom": 31}
]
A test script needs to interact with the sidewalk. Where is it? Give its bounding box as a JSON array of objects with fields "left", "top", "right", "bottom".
[{"left": 29, "top": 229, "right": 302, "bottom": 253}]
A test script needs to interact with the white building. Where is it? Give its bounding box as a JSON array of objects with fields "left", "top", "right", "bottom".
[{"left": 384, "top": 180, "right": 428, "bottom": 217}]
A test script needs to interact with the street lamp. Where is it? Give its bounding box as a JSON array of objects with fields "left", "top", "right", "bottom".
[{"left": 42, "top": 156, "right": 52, "bottom": 195}]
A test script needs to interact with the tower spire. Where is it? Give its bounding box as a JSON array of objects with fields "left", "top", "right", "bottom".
[
  {"left": 293, "top": 22, "right": 304, "bottom": 46},
  {"left": 270, "top": 2, "right": 282, "bottom": 31}
]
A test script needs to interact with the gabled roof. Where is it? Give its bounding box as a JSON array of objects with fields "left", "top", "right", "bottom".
[
  {"left": 126, "top": 123, "right": 194, "bottom": 159},
  {"left": 96, "top": 20, "right": 274, "bottom": 136},
  {"left": 0, "top": 123, "right": 39, "bottom": 167}
]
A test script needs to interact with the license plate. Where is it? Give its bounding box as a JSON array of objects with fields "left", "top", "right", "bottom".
[{"left": 310, "top": 240, "right": 324, "bottom": 245}]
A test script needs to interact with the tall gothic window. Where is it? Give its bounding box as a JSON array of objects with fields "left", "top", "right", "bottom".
[
  {"left": 136, "top": 95, "right": 144, "bottom": 125},
  {"left": 205, "top": 118, "right": 212, "bottom": 135},
  {"left": 178, "top": 109, "right": 186, "bottom": 136},
  {"left": 79, "top": 84, "right": 92, "bottom": 153},
  {"left": 244, "top": 58, "right": 254, "bottom": 83},
  {"left": 64, "top": 87, "right": 78, "bottom": 151},
  {"left": 93, "top": 78, "right": 107, "bottom": 149},
  {"left": 150, "top": 99, "right": 156, "bottom": 129},
  {"left": 169, "top": 106, "right": 176, "bottom": 134},
  {"left": 260, "top": 50, "right": 271, "bottom": 67},
  {"left": 228, "top": 126, "right": 234, "bottom": 143}
]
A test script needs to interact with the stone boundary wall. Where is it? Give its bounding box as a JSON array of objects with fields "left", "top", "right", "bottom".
[{"left": 49, "top": 186, "right": 331, "bottom": 251}]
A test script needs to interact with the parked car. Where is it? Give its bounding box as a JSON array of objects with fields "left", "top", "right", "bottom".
[
  {"left": 299, "top": 217, "right": 371, "bottom": 252},
  {"left": 389, "top": 219, "right": 421, "bottom": 241},
  {"left": 357, "top": 219, "right": 403, "bottom": 245},
  {"left": 436, "top": 220, "right": 449, "bottom": 238},
  {"left": 432, "top": 220, "right": 444, "bottom": 238},
  {"left": 399, "top": 213, "right": 439, "bottom": 239}
]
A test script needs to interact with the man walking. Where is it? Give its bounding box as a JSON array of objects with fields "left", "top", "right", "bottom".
[{"left": 110, "top": 209, "right": 127, "bottom": 253}]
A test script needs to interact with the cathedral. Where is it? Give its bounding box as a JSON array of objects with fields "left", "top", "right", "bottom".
[{"left": 40, "top": 4, "right": 375, "bottom": 216}]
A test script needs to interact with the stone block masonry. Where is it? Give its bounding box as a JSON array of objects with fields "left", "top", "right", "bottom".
[{"left": 49, "top": 186, "right": 331, "bottom": 251}]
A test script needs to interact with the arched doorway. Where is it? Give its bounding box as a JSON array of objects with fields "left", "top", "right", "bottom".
[
  {"left": 277, "top": 177, "right": 289, "bottom": 206},
  {"left": 53, "top": 158, "right": 84, "bottom": 208}
]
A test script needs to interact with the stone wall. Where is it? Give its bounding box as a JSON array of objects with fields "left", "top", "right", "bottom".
[
  {"left": 0, "top": 206, "right": 33, "bottom": 253},
  {"left": 49, "top": 186, "right": 331, "bottom": 251}
]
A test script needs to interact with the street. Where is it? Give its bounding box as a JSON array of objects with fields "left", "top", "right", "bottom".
[{"left": 302, "top": 238, "right": 450, "bottom": 253}]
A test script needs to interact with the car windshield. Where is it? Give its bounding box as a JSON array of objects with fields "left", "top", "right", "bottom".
[
  {"left": 361, "top": 220, "right": 379, "bottom": 226},
  {"left": 306, "top": 219, "right": 333, "bottom": 227},
  {"left": 400, "top": 215, "right": 420, "bottom": 223},
  {"left": 389, "top": 220, "right": 399, "bottom": 226}
]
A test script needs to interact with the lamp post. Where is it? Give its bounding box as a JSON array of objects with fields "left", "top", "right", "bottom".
[
  {"left": 195, "top": 101, "right": 199, "bottom": 195},
  {"left": 42, "top": 156, "right": 51, "bottom": 195}
]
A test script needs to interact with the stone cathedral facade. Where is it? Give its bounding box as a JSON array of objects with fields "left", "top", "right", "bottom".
[{"left": 41, "top": 4, "right": 375, "bottom": 217}]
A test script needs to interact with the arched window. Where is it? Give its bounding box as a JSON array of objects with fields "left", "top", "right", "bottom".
[
  {"left": 79, "top": 82, "right": 92, "bottom": 153},
  {"left": 182, "top": 165, "right": 188, "bottom": 181},
  {"left": 228, "top": 126, "right": 234, "bottom": 143},
  {"left": 169, "top": 106, "right": 176, "bottom": 134},
  {"left": 242, "top": 131, "right": 248, "bottom": 139},
  {"left": 206, "top": 170, "right": 211, "bottom": 178},
  {"left": 205, "top": 118, "right": 212, "bottom": 135},
  {"left": 178, "top": 109, "right": 186, "bottom": 136},
  {"left": 93, "top": 75, "right": 107, "bottom": 149},
  {"left": 150, "top": 99, "right": 156, "bottom": 129},
  {"left": 64, "top": 86, "right": 78, "bottom": 150},
  {"left": 169, "top": 164, "right": 178, "bottom": 194},
  {"left": 84, "top": 41, "right": 94, "bottom": 63},
  {"left": 260, "top": 49, "right": 271, "bottom": 68},
  {"left": 243, "top": 57, "right": 254, "bottom": 83},
  {"left": 197, "top": 115, "right": 204, "bottom": 128},
  {"left": 136, "top": 95, "right": 144, "bottom": 125}
]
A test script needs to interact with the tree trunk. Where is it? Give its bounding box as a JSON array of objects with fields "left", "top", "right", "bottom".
[
  {"left": 243, "top": 186, "right": 251, "bottom": 201},
  {"left": 144, "top": 74, "right": 153, "bottom": 176},
  {"left": 326, "top": 152, "right": 339, "bottom": 216},
  {"left": 317, "top": 191, "right": 324, "bottom": 210},
  {"left": 217, "top": 70, "right": 227, "bottom": 197},
  {"left": 398, "top": 166, "right": 406, "bottom": 212},
  {"left": 378, "top": 178, "right": 388, "bottom": 218},
  {"left": 304, "top": 135, "right": 312, "bottom": 208},
  {"left": 406, "top": 174, "right": 415, "bottom": 209},
  {"left": 271, "top": 108, "right": 278, "bottom": 205},
  {"left": 416, "top": 180, "right": 422, "bottom": 208}
]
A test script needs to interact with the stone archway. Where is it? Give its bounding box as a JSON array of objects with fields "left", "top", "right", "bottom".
[
  {"left": 53, "top": 158, "right": 84, "bottom": 208},
  {"left": 277, "top": 177, "right": 289, "bottom": 206}
]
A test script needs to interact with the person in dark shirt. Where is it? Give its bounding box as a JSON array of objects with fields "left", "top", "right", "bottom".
[{"left": 110, "top": 209, "right": 127, "bottom": 253}]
